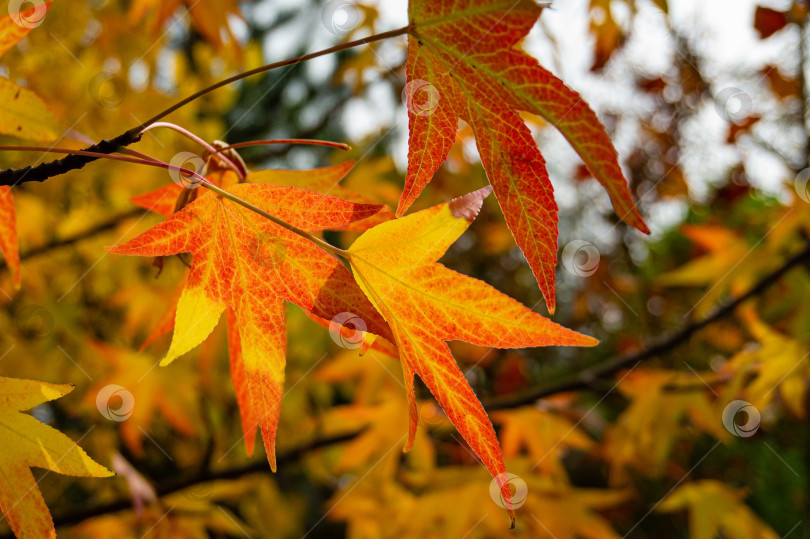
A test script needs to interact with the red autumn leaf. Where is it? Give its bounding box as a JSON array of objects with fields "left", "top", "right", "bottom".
[{"left": 402, "top": 0, "right": 648, "bottom": 314}]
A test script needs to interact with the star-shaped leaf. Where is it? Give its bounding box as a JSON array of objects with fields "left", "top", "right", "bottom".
[
  {"left": 345, "top": 186, "right": 597, "bottom": 524},
  {"left": 0, "top": 376, "right": 112, "bottom": 539},
  {"left": 109, "top": 183, "right": 392, "bottom": 470},
  {"left": 402, "top": 0, "right": 649, "bottom": 312}
]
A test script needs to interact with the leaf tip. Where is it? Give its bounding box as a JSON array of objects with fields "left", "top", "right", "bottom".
[
  {"left": 158, "top": 355, "right": 174, "bottom": 367},
  {"left": 448, "top": 185, "right": 492, "bottom": 222}
]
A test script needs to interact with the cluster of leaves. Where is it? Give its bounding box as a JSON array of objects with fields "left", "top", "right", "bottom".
[{"left": 0, "top": 0, "right": 808, "bottom": 537}]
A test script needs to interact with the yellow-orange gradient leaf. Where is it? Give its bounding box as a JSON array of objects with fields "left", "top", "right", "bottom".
[
  {"left": 109, "top": 183, "right": 393, "bottom": 470},
  {"left": 346, "top": 186, "right": 597, "bottom": 525}
]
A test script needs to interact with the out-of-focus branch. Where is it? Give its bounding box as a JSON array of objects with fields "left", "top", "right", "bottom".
[
  {"left": 12, "top": 430, "right": 364, "bottom": 533},
  {"left": 0, "top": 209, "right": 145, "bottom": 272},
  {"left": 484, "top": 242, "right": 810, "bottom": 410},
  {"left": 0, "top": 26, "right": 410, "bottom": 187}
]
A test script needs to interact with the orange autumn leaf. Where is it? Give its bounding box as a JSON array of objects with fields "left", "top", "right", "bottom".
[
  {"left": 345, "top": 186, "right": 598, "bottom": 525},
  {"left": 402, "top": 0, "right": 648, "bottom": 312},
  {"left": 128, "top": 0, "right": 243, "bottom": 53},
  {"left": 247, "top": 162, "right": 395, "bottom": 231},
  {"left": 0, "top": 376, "right": 112, "bottom": 539},
  {"left": 109, "top": 183, "right": 392, "bottom": 470},
  {"left": 132, "top": 162, "right": 393, "bottom": 231},
  {"left": 0, "top": 2, "right": 51, "bottom": 57}
]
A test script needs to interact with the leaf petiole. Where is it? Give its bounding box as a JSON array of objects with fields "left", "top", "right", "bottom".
[{"left": 140, "top": 122, "right": 246, "bottom": 179}]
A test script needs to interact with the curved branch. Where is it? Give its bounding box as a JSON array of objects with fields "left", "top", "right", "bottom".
[
  {"left": 34, "top": 430, "right": 363, "bottom": 531},
  {"left": 0, "top": 26, "right": 410, "bottom": 188},
  {"left": 484, "top": 242, "right": 810, "bottom": 410}
]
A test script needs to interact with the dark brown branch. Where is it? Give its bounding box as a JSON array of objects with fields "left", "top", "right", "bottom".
[
  {"left": 24, "top": 430, "right": 362, "bottom": 532},
  {"left": 484, "top": 242, "right": 810, "bottom": 410},
  {"left": 0, "top": 26, "right": 410, "bottom": 188}
]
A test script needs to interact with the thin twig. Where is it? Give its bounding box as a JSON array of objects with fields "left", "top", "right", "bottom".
[{"left": 0, "top": 26, "right": 410, "bottom": 187}]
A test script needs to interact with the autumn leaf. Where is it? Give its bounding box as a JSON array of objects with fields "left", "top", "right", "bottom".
[
  {"left": 0, "top": 78, "right": 63, "bottom": 143},
  {"left": 403, "top": 0, "right": 648, "bottom": 312},
  {"left": 84, "top": 341, "right": 197, "bottom": 457},
  {"left": 132, "top": 162, "right": 393, "bottom": 231},
  {"left": 718, "top": 305, "right": 810, "bottom": 419},
  {"left": 589, "top": 0, "right": 625, "bottom": 71},
  {"left": 0, "top": 2, "right": 61, "bottom": 142},
  {"left": 109, "top": 182, "right": 392, "bottom": 470},
  {"left": 492, "top": 405, "right": 594, "bottom": 484},
  {"left": 658, "top": 481, "right": 779, "bottom": 539},
  {"left": 314, "top": 348, "right": 436, "bottom": 480},
  {"left": 0, "top": 2, "right": 50, "bottom": 56},
  {"left": 602, "top": 369, "right": 728, "bottom": 485},
  {"left": 128, "top": 0, "right": 243, "bottom": 54},
  {"left": 0, "top": 376, "right": 113, "bottom": 539},
  {"left": 0, "top": 1, "right": 60, "bottom": 288},
  {"left": 247, "top": 162, "right": 395, "bottom": 231},
  {"left": 345, "top": 186, "right": 598, "bottom": 524},
  {"left": 658, "top": 224, "right": 773, "bottom": 317},
  {"left": 330, "top": 461, "right": 628, "bottom": 538},
  {"left": 129, "top": 166, "right": 395, "bottom": 456}
]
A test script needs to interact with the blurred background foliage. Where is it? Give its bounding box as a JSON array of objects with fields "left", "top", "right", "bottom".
[{"left": 1, "top": 0, "right": 809, "bottom": 537}]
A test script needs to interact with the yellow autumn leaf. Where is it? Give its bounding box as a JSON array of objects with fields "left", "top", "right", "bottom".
[
  {"left": 718, "top": 305, "right": 810, "bottom": 418},
  {"left": 0, "top": 376, "right": 113, "bottom": 539},
  {"left": 0, "top": 78, "right": 62, "bottom": 142},
  {"left": 603, "top": 369, "right": 728, "bottom": 485},
  {"left": 345, "top": 186, "right": 597, "bottom": 524},
  {"left": 658, "top": 480, "right": 779, "bottom": 539}
]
